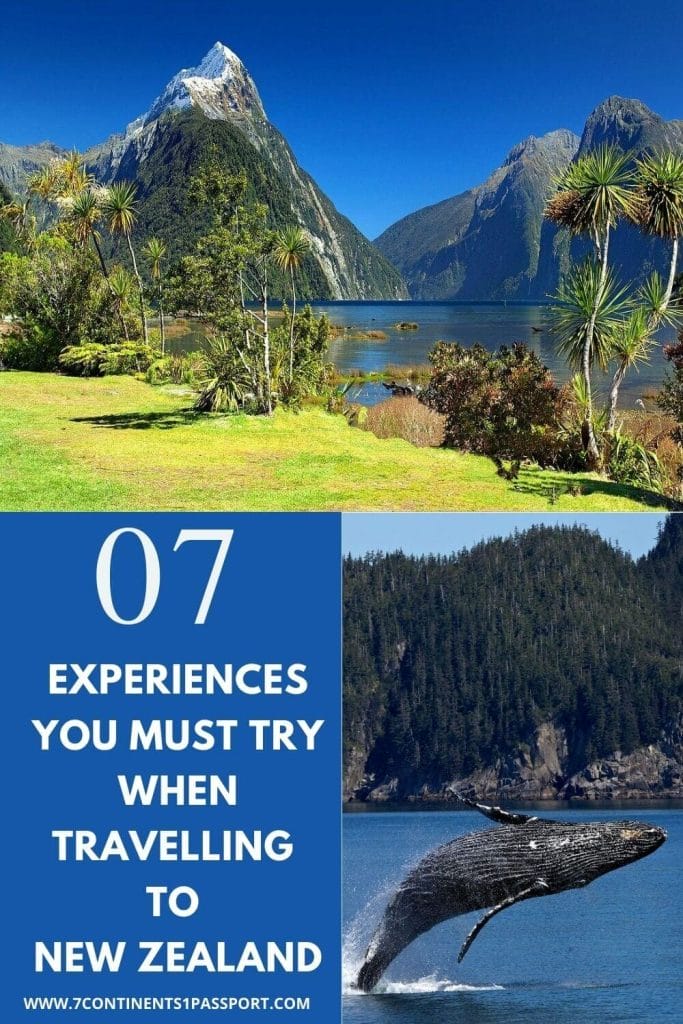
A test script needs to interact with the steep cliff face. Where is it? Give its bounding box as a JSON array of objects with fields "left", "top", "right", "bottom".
[
  {"left": 377, "top": 96, "right": 683, "bottom": 300},
  {"left": 376, "top": 130, "right": 579, "bottom": 299},
  {"left": 349, "top": 718, "right": 683, "bottom": 803},
  {"left": 0, "top": 43, "right": 407, "bottom": 301}
]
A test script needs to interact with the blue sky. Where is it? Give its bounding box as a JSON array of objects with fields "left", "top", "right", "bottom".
[
  {"left": 342, "top": 514, "right": 666, "bottom": 560},
  {"left": 2, "top": 1, "right": 682, "bottom": 237}
]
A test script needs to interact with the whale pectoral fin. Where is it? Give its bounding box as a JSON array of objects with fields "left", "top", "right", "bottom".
[
  {"left": 453, "top": 792, "right": 537, "bottom": 826},
  {"left": 457, "top": 880, "right": 550, "bottom": 963}
]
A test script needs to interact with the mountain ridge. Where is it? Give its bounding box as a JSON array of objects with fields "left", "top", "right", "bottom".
[
  {"left": 344, "top": 518, "right": 683, "bottom": 802},
  {"left": 376, "top": 96, "right": 683, "bottom": 300},
  {"left": 0, "top": 42, "right": 407, "bottom": 301}
]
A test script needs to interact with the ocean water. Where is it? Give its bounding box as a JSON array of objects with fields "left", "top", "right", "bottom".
[{"left": 343, "top": 807, "right": 682, "bottom": 1023}]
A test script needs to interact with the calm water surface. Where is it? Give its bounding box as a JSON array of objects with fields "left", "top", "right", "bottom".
[
  {"left": 321, "top": 302, "right": 676, "bottom": 406},
  {"left": 343, "top": 807, "right": 682, "bottom": 1023},
  {"left": 168, "top": 302, "right": 677, "bottom": 405}
]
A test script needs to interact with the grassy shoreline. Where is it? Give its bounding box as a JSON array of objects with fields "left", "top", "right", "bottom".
[{"left": 0, "top": 372, "right": 669, "bottom": 512}]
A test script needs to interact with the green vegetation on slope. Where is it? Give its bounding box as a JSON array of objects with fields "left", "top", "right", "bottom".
[
  {"left": 0, "top": 373, "right": 668, "bottom": 511},
  {"left": 99, "top": 109, "right": 407, "bottom": 301},
  {"left": 344, "top": 520, "right": 683, "bottom": 795},
  {"left": 120, "top": 111, "right": 331, "bottom": 299}
]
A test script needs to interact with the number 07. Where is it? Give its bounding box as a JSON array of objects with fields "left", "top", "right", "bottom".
[{"left": 96, "top": 528, "right": 234, "bottom": 625}]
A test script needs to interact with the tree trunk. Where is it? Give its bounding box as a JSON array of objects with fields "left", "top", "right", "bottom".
[
  {"left": 126, "top": 233, "right": 149, "bottom": 346},
  {"left": 91, "top": 228, "right": 129, "bottom": 341},
  {"left": 119, "top": 302, "right": 130, "bottom": 342},
  {"left": 581, "top": 228, "right": 610, "bottom": 468},
  {"left": 158, "top": 287, "right": 165, "bottom": 355},
  {"left": 262, "top": 269, "right": 272, "bottom": 415},
  {"left": 607, "top": 361, "right": 627, "bottom": 433},
  {"left": 91, "top": 230, "right": 109, "bottom": 279},
  {"left": 664, "top": 236, "right": 679, "bottom": 309},
  {"left": 581, "top": 331, "right": 600, "bottom": 467},
  {"left": 610, "top": 237, "right": 679, "bottom": 428},
  {"left": 289, "top": 266, "right": 297, "bottom": 384}
]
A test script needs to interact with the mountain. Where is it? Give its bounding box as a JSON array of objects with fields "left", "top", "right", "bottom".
[
  {"left": 0, "top": 43, "right": 407, "bottom": 301},
  {"left": 376, "top": 97, "right": 683, "bottom": 301},
  {"left": 376, "top": 130, "right": 579, "bottom": 300},
  {"left": 343, "top": 518, "right": 683, "bottom": 802},
  {"left": 579, "top": 95, "right": 683, "bottom": 153},
  {"left": 0, "top": 140, "right": 65, "bottom": 198}
]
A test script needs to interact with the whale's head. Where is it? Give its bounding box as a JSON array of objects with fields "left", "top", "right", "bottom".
[{"left": 564, "top": 819, "right": 666, "bottom": 885}]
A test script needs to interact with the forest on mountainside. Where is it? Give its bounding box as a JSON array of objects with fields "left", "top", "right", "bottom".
[{"left": 343, "top": 517, "right": 683, "bottom": 798}]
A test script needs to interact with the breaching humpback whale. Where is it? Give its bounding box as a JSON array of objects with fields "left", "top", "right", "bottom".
[{"left": 356, "top": 794, "right": 666, "bottom": 992}]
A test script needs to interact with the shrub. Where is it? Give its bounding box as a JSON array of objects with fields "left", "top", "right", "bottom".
[
  {"left": 59, "top": 343, "right": 108, "bottom": 377},
  {"left": 605, "top": 431, "right": 662, "bottom": 490},
  {"left": 659, "top": 335, "right": 683, "bottom": 445},
  {"left": 620, "top": 409, "right": 682, "bottom": 498},
  {"left": 344, "top": 403, "right": 368, "bottom": 428},
  {"left": 423, "top": 341, "right": 564, "bottom": 466},
  {"left": 59, "top": 342, "right": 157, "bottom": 378},
  {"left": 195, "top": 335, "right": 253, "bottom": 413},
  {"left": 145, "top": 352, "right": 204, "bottom": 386},
  {"left": 1, "top": 237, "right": 125, "bottom": 367},
  {"left": 0, "top": 327, "right": 61, "bottom": 371},
  {"left": 364, "top": 396, "right": 445, "bottom": 447},
  {"left": 101, "top": 342, "right": 156, "bottom": 376}
]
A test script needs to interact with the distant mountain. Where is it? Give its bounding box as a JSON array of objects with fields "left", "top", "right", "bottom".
[
  {"left": 376, "top": 97, "right": 683, "bottom": 301},
  {"left": 0, "top": 140, "right": 65, "bottom": 198},
  {"left": 344, "top": 518, "right": 683, "bottom": 802},
  {"left": 376, "top": 130, "right": 579, "bottom": 299},
  {"left": 0, "top": 43, "right": 407, "bottom": 301}
]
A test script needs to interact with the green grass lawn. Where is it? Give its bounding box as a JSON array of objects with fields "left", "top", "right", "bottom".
[{"left": 0, "top": 372, "right": 670, "bottom": 511}]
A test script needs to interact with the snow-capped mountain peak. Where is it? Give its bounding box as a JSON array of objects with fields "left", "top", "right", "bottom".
[{"left": 140, "top": 41, "right": 267, "bottom": 127}]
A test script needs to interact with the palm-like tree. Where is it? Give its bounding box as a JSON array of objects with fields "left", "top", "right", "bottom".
[
  {"left": 606, "top": 270, "right": 683, "bottom": 428},
  {"left": 547, "top": 145, "right": 639, "bottom": 268},
  {"left": 142, "top": 237, "right": 167, "bottom": 353},
  {"left": 551, "top": 260, "right": 631, "bottom": 447},
  {"left": 631, "top": 152, "right": 683, "bottom": 311},
  {"left": 102, "top": 182, "right": 148, "bottom": 345},
  {"left": 67, "top": 188, "right": 109, "bottom": 276},
  {"left": 606, "top": 307, "right": 655, "bottom": 431},
  {"left": 0, "top": 199, "right": 36, "bottom": 248},
  {"left": 553, "top": 261, "right": 631, "bottom": 367},
  {"left": 108, "top": 266, "right": 134, "bottom": 341},
  {"left": 604, "top": 154, "right": 683, "bottom": 427},
  {"left": 60, "top": 149, "right": 92, "bottom": 195},
  {"left": 273, "top": 226, "right": 309, "bottom": 382},
  {"left": 26, "top": 163, "right": 62, "bottom": 203},
  {"left": 545, "top": 145, "right": 639, "bottom": 465}
]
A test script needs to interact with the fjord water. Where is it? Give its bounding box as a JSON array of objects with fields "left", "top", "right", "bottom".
[
  {"left": 343, "top": 807, "right": 681, "bottom": 1023},
  {"left": 321, "top": 302, "right": 676, "bottom": 405},
  {"left": 169, "top": 302, "right": 676, "bottom": 405}
]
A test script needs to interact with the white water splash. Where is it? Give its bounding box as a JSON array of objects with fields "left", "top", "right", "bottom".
[
  {"left": 342, "top": 906, "right": 503, "bottom": 996},
  {"left": 343, "top": 859, "right": 504, "bottom": 997},
  {"left": 375, "top": 975, "right": 504, "bottom": 994}
]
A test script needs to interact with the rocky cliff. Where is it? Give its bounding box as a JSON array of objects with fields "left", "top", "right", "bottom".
[{"left": 348, "top": 718, "right": 683, "bottom": 802}]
